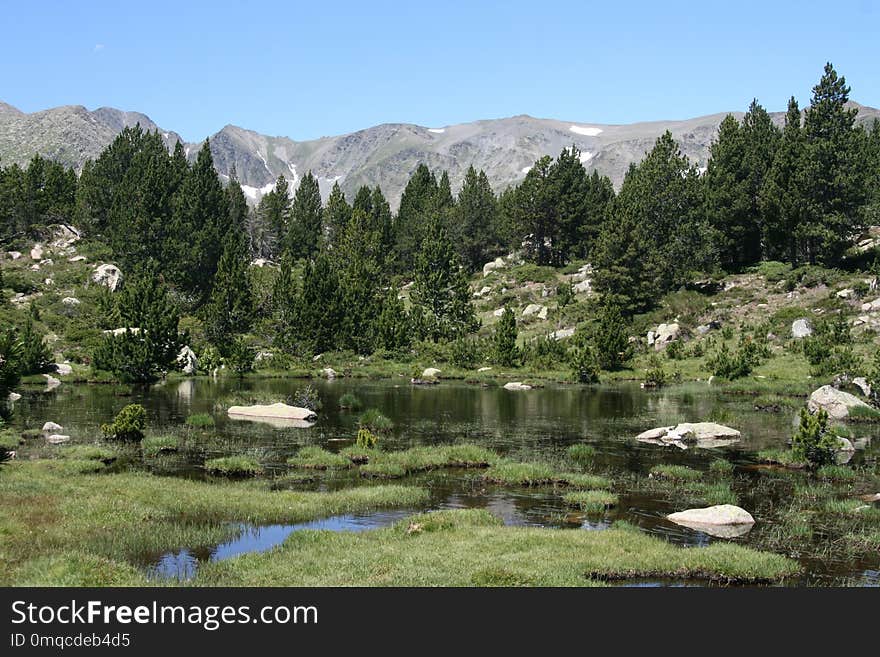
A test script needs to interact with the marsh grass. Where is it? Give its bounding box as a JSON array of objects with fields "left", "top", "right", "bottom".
[
  {"left": 568, "top": 444, "right": 596, "bottom": 464},
  {"left": 338, "top": 393, "right": 363, "bottom": 411},
  {"left": 204, "top": 456, "right": 263, "bottom": 477},
  {"left": 709, "top": 459, "right": 735, "bottom": 475},
  {"left": 194, "top": 509, "right": 799, "bottom": 586},
  {"left": 650, "top": 464, "right": 702, "bottom": 481},
  {"left": 757, "top": 448, "right": 809, "bottom": 469},
  {"left": 483, "top": 461, "right": 610, "bottom": 489},
  {"left": 0, "top": 459, "right": 429, "bottom": 585},
  {"left": 141, "top": 435, "right": 179, "bottom": 458},
  {"left": 563, "top": 490, "right": 618, "bottom": 513},
  {"left": 843, "top": 405, "right": 880, "bottom": 422},
  {"left": 185, "top": 413, "right": 215, "bottom": 428},
  {"left": 359, "top": 444, "right": 499, "bottom": 479},
  {"left": 816, "top": 465, "right": 856, "bottom": 482},
  {"left": 287, "top": 446, "right": 351, "bottom": 470}
]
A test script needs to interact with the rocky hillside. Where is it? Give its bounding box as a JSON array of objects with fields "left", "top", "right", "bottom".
[{"left": 2, "top": 100, "right": 878, "bottom": 208}]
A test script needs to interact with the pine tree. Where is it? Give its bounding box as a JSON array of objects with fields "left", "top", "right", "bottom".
[
  {"left": 323, "top": 181, "right": 351, "bottom": 248},
  {"left": 17, "top": 312, "right": 53, "bottom": 375},
  {"left": 549, "top": 146, "right": 590, "bottom": 265},
  {"left": 578, "top": 170, "right": 615, "bottom": 260},
  {"left": 411, "top": 219, "right": 478, "bottom": 340},
  {"left": 800, "top": 63, "right": 866, "bottom": 264},
  {"left": 454, "top": 166, "right": 498, "bottom": 272},
  {"left": 285, "top": 171, "right": 323, "bottom": 261},
  {"left": 0, "top": 329, "right": 22, "bottom": 420},
  {"left": 203, "top": 228, "right": 255, "bottom": 352},
  {"left": 492, "top": 307, "right": 519, "bottom": 366},
  {"left": 251, "top": 175, "right": 290, "bottom": 259},
  {"left": 375, "top": 290, "right": 411, "bottom": 352},
  {"left": 93, "top": 268, "right": 182, "bottom": 382},
  {"left": 274, "top": 253, "right": 343, "bottom": 355},
  {"left": 334, "top": 209, "right": 383, "bottom": 353},
  {"left": 592, "top": 302, "right": 631, "bottom": 370},
  {"left": 760, "top": 97, "right": 806, "bottom": 262},
  {"left": 394, "top": 164, "right": 439, "bottom": 271},
  {"left": 513, "top": 156, "right": 555, "bottom": 265}
]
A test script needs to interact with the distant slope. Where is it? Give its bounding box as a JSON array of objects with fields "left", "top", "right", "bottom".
[{"left": 1, "top": 100, "right": 878, "bottom": 208}]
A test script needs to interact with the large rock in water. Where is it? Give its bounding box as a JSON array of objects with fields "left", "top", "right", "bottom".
[
  {"left": 92, "top": 264, "right": 123, "bottom": 291},
  {"left": 807, "top": 385, "right": 871, "bottom": 420},
  {"left": 667, "top": 504, "right": 755, "bottom": 538},
  {"left": 227, "top": 403, "right": 317, "bottom": 429},
  {"left": 636, "top": 422, "right": 741, "bottom": 450},
  {"left": 422, "top": 367, "right": 442, "bottom": 379},
  {"left": 504, "top": 381, "right": 532, "bottom": 391},
  {"left": 791, "top": 318, "right": 812, "bottom": 339}
]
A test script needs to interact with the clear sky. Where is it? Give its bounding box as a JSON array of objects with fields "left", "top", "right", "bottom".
[{"left": 2, "top": 0, "right": 878, "bottom": 142}]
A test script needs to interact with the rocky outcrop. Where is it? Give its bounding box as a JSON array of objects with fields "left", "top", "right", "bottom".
[
  {"left": 54, "top": 363, "right": 73, "bottom": 376},
  {"left": 648, "top": 323, "right": 680, "bottom": 350},
  {"left": 550, "top": 327, "right": 575, "bottom": 340},
  {"left": 807, "top": 385, "right": 871, "bottom": 420},
  {"left": 92, "top": 264, "right": 122, "bottom": 291},
  {"left": 666, "top": 504, "right": 755, "bottom": 538},
  {"left": 61, "top": 297, "right": 80, "bottom": 306},
  {"left": 482, "top": 257, "right": 506, "bottom": 277},
  {"left": 46, "top": 434, "right": 70, "bottom": 444},
  {"left": 791, "top": 318, "right": 812, "bottom": 339},
  {"left": 636, "top": 422, "right": 741, "bottom": 449}
]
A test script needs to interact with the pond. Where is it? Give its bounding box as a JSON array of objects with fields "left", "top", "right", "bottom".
[{"left": 12, "top": 378, "right": 880, "bottom": 585}]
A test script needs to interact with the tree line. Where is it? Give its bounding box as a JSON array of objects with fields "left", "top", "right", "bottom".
[{"left": 1, "top": 62, "right": 878, "bottom": 382}]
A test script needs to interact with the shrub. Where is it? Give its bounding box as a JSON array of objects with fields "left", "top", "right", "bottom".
[
  {"left": 569, "top": 345, "right": 600, "bottom": 384},
  {"left": 452, "top": 337, "right": 484, "bottom": 369},
  {"left": 17, "top": 314, "right": 54, "bottom": 375},
  {"left": 593, "top": 302, "right": 632, "bottom": 370},
  {"left": 522, "top": 335, "right": 567, "bottom": 369},
  {"left": 225, "top": 339, "right": 254, "bottom": 378},
  {"left": 338, "top": 393, "right": 363, "bottom": 411},
  {"left": 356, "top": 428, "right": 379, "bottom": 449},
  {"left": 665, "top": 339, "right": 686, "bottom": 361},
  {"left": 358, "top": 408, "right": 393, "bottom": 433},
  {"left": 293, "top": 384, "right": 322, "bottom": 412},
  {"left": 791, "top": 409, "right": 839, "bottom": 467},
  {"left": 491, "top": 308, "right": 519, "bottom": 367},
  {"left": 101, "top": 404, "right": 147, "bottom": 441},
  {"left": 556, "top": 282, "right": 574, "bottom": 307},
  {"left": 644, "top": 354, "right": 667, "bottom": 387}
]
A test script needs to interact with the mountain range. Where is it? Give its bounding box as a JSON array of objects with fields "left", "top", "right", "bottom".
[{"left": 1, "top": 99, "right": 878, "bottom": 209}]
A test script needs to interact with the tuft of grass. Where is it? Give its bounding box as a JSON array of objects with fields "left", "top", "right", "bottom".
[
  {"left": 204, "top": 456, "right": 263, "bottom": 477},
  {"left": 816, "top": 465, "right": 856, "bottom": 482},
  {"left": 185, "top": 413, "right": 215, "bottom": 428},
  {"left": 563, "top": 490, "right": 618, "bottom": 513},
  {"left": 692, "top": 481, "right": 738, "bottom": 506},
  {"left": 844, "top": 405, "right": 880, "bottom": 422},
  {"left": 650, "top": 464, "right": 702, "bottom": 481},
  {"left": 358, "top": 408, "right": 393, "bottom": 433},
  {"left": 757, "top": 449, "right": 809, "bottom": 469},
  {"left": 142, "top": 435, "right": 179, "bottom": 458},
  {"left": 568, "top": 443, "right": 596, "bottom": 464},
  {"left": 338, "top": 393, "right": 363, "bottom": 411},
  {"left": 57, "top": 445, "right": 117, "bottom": 463},
  {"left": 358, "top": 444, "right": 498, "bottom": 479},
  {"left": 287, "top": 446, "right": 351, "bottom": 470},
  {"left": 483, "top": 462, "right": 610, "bottom": 489},
  {"left": 709, "top": 459, "right": 735, "bottom": 475}
]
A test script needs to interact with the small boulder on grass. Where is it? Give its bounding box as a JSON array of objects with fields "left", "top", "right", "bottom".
[
  {"left": 204, "top": 455, "right": 262, "bottom": 477},
  {"left": 563, "top": 490, "right": 618, "bottom": 513}
]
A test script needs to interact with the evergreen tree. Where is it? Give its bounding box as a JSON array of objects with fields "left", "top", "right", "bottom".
[
  {"left": 251, "top": 175, "right": 290, "bottom": 259},
  {"left": 577, "top": 170, "right": 615, "bottom": 260},
  {"left": 592, "top": 302, "right": 631, "bottom": 370},
  {"left": 513, "top": 156, "right": 555, "bottom": 265},
  {"left": 395, "top": 164, "right": 439, "bottom": 271},
  {"left": 548, "top": 146, "right": 590, "bottom": 265},
  {"left": 375, "top": 290, "right": 411, "bottom": 352},
  {"left": 761, "top": 97, "right": 806, "bottom": 262},
  {"left": 492, "top": 307, "right": 519, "bottom": 366},
  {"left": 411, "top": 218, "right": 478, "bottom": 340},
  {"left": 274, "top": 253, "right": 343, "bottom": 355},
  {"left": 17, "top": 313, "right": 53, "bottom": 375},
  {"left": 799, "top": 63, "right": 867, "bottom": 264},
  {"left": 285, "top": 171, "right": 323, "bottom": 260},
  {"left": 203, "top": 228, "right": 255, "bottom": 352},
  {"left": 170, "top": 139, "right": 229, "bottom": 302},
  {"left": 0, "top": 329, "right": 22, "bottom": 420},
  {"left": 93, "top": 269, "right": 182, "bottom": 382},
  {"left": 323, "top": 181, "right": 351, "bottom": 248},
  {"left": 454, "top": 166, "right": 498, "bottom": 272}
]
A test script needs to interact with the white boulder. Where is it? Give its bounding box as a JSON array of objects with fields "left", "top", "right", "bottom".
[
  {"left": 42, "top": 421, "right": 63, "bottom": 433},
  {"left": 422, "top": 367, "right": 442, "bottom": 379},
  {"left": 7, "top": 251, "right": 22, "bottom": 260},
  {"left": 62, "top": 297, "right": 80, "bottom": 306},
  {"left": 46, "top": 434, "right": 70, "bottom": 445},
  {"left": 30, "top": 244, "right": 44, "bottom": 260},
  {"left": 650, "top": 323, "right": 680, "bottom": 350},
  {"left": 522, "top": 304, "right": 546, "bottom": 317},
  {"left": 321, "top": 367, "right": 337, "bottom": 379},
  {"left": 807, "top": 385, "right": 871, "bottom": 420},
  {"left": 573, "top": 279, "right": 592, "bottom": 294},
  {"left": 227, "top": 403, "right": 317, "bottom": 429},
  {"left": 54, "top": 363, "right": 73, "bottom": 376},
  {"left": 550, "top": 327, "right": 575, "bottom": 340},
  {"left": 504, "top": 381, "right": 532, "bottom": 391},
  {"left": 791, "top": 318, "right": 813, "bottom": 339},
  {"left": 68, "top": 255, "right": 87, "bottom": 263},
  {"left": 482, "top": 257, "right": 506, "bottom": 277},
  {"left": 92, "top": 264, "right": 123, "bottom": 292},
  {"left": 667, "top": 505, "right": 755, "bottom": 538},
  {"left": 637, "top": 422, "right": 741, "bottom": 450}
]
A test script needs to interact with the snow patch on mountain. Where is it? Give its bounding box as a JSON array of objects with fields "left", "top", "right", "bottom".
[
  {"left": 427, "top": 128, "right": 445, "bottom": 134},
  {"left": 570, "top": 125, "right": 603, "bottom": 136},
  {"left": 241, "top": 182, "right": 276, "bottom": 201}
]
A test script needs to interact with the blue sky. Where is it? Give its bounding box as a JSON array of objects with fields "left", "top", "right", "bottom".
[{"left": 2, "top": 0, "right": 878, "bottom": 141}]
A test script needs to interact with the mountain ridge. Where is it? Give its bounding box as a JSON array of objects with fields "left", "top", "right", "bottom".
[{"left": 2, "top": 100, "right": 878, "bottom": 208}]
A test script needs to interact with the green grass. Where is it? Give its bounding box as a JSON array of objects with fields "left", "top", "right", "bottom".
[
  {"left": 185, "top": 413, "right": 215, "bottom": 428},
  {"left": 194, "top": 509, "right": 799, "bottom": 586},
  {"left": 0, "top": 430, "right": 22, "bottom": 449},
  {"left": 562, "top": 490, "right": 618, "bottom": 513},
  {"left": 358, "top": 444, "right": 499, "bottom": 478},
  {"left": 204, "top": 456, "right": 263, "bottom": 477},
  {"left": 709, "top": 459, "right": 735, "bottom": 475},
  {"left": 650, "top": 464, "right": 702, "bottom": 481},
  {"left": 756, "top": 449, "right": 809, "bottom": 469},
  {"left": 358, "top": 408, "right": 393, "bottom": 432},
  {"left": 287, "top": 446, "right": 351, "bottom": 470},
  {"left": 844, "top": 405, "right": 880, "bottom": 422},
  {"left": 816, "top": 465, "right": 856, "bottom": 482},
  {"left": 483, "top": 461, "right": 610, "bottom": 488},
  {"left": 141, "top": 435, "right": 179, "bottom": 458},
  {"left": 0, "top": 458, "right": 428, "bottom": 586},
  {"left": 56, "top": 444, "right": 117, "bottom": 463},
  {"left": 568, "top": 443, "right": 596, "bottom": 464}
]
